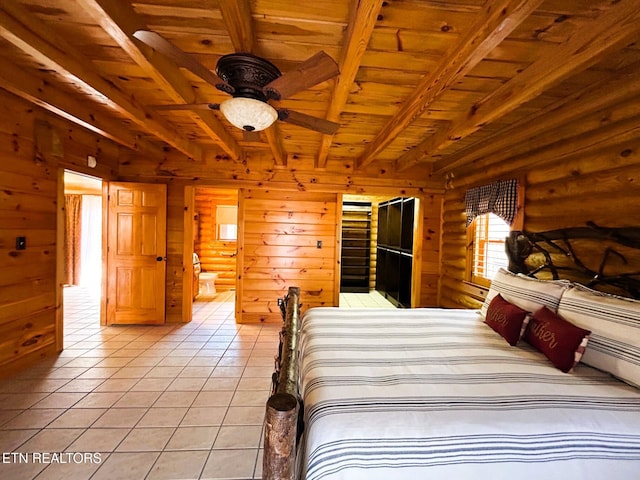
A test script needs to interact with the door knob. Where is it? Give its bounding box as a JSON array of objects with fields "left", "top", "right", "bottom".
[{"left": 156, "top": 256, "right": 166, "bottom": 261}]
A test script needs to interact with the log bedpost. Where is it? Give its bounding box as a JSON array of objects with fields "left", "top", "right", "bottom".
[{"left": 263, "top": 286, "right": 301, "bottom": 480}]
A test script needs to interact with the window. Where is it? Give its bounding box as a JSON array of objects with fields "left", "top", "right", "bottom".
[
  {"left": 470, "top": 213, "right": 510, "bottom": 286},
  {"left": 216, "top": 205, "right": 237, "bottom": 241},
  {"left": 464, "top": 178, "right": 523, "bottom": 287}
]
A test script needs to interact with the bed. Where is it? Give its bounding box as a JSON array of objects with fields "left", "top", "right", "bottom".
[
  {"left": 263, "top": 230, "right": 640, "bottom": 479},
  {"left": 297, "top": 304, "right": 640, "bottom": 480}
]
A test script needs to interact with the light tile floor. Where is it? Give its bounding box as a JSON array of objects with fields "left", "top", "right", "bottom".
[
  {"left": 0, "top": 288, "right": 393, "bottom": 480},
  {"left": 339, "top": 290, "right": 395, "bottom": 308},
  {"left": 0, "top": 287, "right": 280, "bottom": 480}
]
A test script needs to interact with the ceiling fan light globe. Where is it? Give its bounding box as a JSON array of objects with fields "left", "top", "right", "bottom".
[{"left": 219, "top": 97, "right": 278, "bottom": 132}]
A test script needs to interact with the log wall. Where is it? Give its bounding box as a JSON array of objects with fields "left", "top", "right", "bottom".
[
  {"left": 236, "top": 189, "right": 340, "bottom": 323},
  {"left": 439, "top": 132, "right": 640, "bottom": 309},
  {"left": 194, "top": 187, "right": 238, "bottom": 292},
  {"left": 0, "top": 89, "right": 118, "bottom": 372}
]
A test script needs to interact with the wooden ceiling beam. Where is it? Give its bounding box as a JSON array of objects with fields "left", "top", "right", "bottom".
[
  {"left": 434, "top": 63, "right": 640, "bottom": 175},
  {"left": 397, "top": 0, "right": 640, "bottom": 171},
  {"left": 315, "top": 0, "right": 384, "bottom": 169},
  {"left": 218, "top": 0, "right": 291, "bottom": 166},
  {"left": 0, "top": 60, "right": 158, "bottom": 153},
  {"left": 218, "top": 0, "right": 255, "bottom": 53},
  {"left": 0, "top": 2, "right": 203, "bottom": 161},
  {"left": 355, "top": 0, "right": 543, "bottom": 170},
  {"left": 264, "top": 124, "right": 287, "bottom": 167},
  {"left": 78, "top": 0, "right": 243, "bottom": 160}
]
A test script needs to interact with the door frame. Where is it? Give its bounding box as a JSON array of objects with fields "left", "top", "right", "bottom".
[
  {"left": 182, "top": 185, "right": 195, "bottom": 322},
  {"left": 56, "top": 168, "right": 108, "bottom": 351},
  {"left": 56, "top": 169, "right": 64, "bottom": 351},
  {"left": 183, "top": 185, "right": 240, "bottom": 322}
]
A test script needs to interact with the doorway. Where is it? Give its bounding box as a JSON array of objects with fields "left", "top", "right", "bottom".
[
  {"left": 61, "top": 170, "right": 103, "bottom": 336},
  {"left": 339, "top": 194, "right": 421, "bottom": 308},
  {"left": 191, "top": 187, "right": 239, "bottom": 316},
  {"left": 340, "top": 194, "right": 395, "bottom": 307}
]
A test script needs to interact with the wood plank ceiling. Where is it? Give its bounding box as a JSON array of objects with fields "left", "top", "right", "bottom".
[{"left": 1, "top": 0, "right": 639, "bottom": 179}]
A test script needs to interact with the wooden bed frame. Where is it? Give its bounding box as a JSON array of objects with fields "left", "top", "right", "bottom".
[
  {"left": 262, "top": 224, "right": 640, "bottom": 479},
  {"left": 263, "top": 286, "right": 302, "bottom": 480}
]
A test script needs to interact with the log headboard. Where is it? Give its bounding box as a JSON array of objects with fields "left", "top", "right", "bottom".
[{"left": 506, "top": 222, "right": 640, "bottom": 299}]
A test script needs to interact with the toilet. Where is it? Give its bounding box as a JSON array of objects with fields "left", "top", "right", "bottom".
[{"left": 199, "top": 272, "right": 218, "bottom": 296}]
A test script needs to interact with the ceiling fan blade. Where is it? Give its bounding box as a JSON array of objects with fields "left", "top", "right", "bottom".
[
  {"left": 132, "top": 30, "right": 233, "bottom": 93},
  {"left": 278, "top": 109, "right": 340, "bottom": 135},
  {"left": 264, "top": 51, "right": 339, "bottom": 100},
  {"left": 150, "top": 103, "right": 220, "bottom": 111}
]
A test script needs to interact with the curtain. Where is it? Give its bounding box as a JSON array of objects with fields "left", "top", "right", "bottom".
[
  {"left": 64, "top": 194, "right": 82, "bottom": 285},
  {"left": 465, "top": 179, "right": 518, "bottom": 227},
  {"left": 80, "top": 195, "right": 102, "bottom": 297}
]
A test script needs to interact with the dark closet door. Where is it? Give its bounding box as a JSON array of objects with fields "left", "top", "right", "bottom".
[{"left": 375, "top": 197, "right": 415, "bottom": 308}]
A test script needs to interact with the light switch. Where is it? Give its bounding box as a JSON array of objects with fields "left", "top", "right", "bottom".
[{"left": 317, "top": 240, "right": 322, "bottom": 249}]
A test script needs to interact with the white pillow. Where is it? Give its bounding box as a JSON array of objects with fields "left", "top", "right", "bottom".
[
  {"left": 480, "top": 268, "right": 570, "bottom": 318},
  {"left": 557, "top": 284, "right": 640, "bottom": 388}
]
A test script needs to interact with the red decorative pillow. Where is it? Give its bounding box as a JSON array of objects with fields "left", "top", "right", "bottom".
[
  {"left": 485, "top": 294, "right": 530, "bottom": 346},
  {"left": 524, "top": 306, "right": 591, "bottom": 373}
]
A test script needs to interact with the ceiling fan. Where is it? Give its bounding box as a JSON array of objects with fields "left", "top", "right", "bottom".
[{"left": 133, "top": 30, "right": 341, "bottom": 135}]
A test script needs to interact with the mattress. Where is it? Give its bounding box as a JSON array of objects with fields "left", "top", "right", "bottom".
[{"left": 298, "top": 308, "right": 640, "bottom": 480}]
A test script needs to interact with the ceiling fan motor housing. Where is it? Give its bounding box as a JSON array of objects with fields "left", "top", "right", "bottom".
[
  {"left": 216, "top": 53, "right": 281, "bottom": 103},
  {"left": 133, "top": 30, "right": 340, "bottom": 134}
]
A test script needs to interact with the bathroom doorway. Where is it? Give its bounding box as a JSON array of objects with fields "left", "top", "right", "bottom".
[
  {"left": 61, "top": 170, "right": 104, "bottom": 332},
  {"left": 191, "top": 187, "right": 238, "bottom": 316}
]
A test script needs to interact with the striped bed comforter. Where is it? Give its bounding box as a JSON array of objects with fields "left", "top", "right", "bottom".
[{"left": 298, "top": 308, "right": 640, "bottom": 480}]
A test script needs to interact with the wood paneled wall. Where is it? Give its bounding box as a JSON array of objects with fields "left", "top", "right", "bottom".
[
  {"left": 419, "top": 193, "right": 443, "bottom": 307},
  {"left": 194, "top": 188, "right": 238, "bottom": 292},
  {"left": 121, "top": 147, "right": 444, "bottom": 323},
  {"left": 236, "top": 189, "right": 340, "bottom": 323},
  {"left": 165, "top": 181, "right": 187, "bottom": 321},
  {"left": 439, "top": 135, "right": 640, "bottom": 309},
  {"left": 0, "top": 89, "right": 118, "bottom": 373}
]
